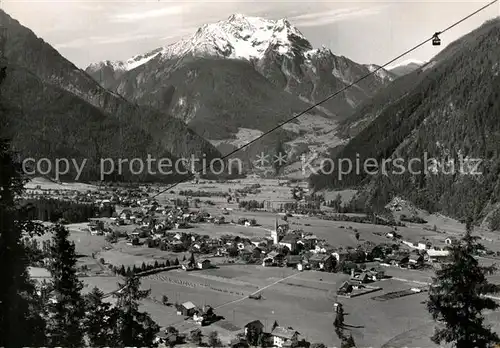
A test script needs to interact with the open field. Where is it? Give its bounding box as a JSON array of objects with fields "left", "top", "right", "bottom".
[
  {"left": 137, "top": 265, "right": 439, "bottom": 347},
  {"left": 27, "top": 261, "right": 442, "bottom": 347},
  {"left": 33, "top": 223, "right": 110, "bottom": 273},
  {"left": 25, "top": 177, "right": 500, "bottom": 347},
  {"left": 25, "top": 176, "right": 98, "bottom": 192}
]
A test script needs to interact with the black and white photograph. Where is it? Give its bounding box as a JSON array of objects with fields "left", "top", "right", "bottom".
[{"left": 1, "top": 0, "right": 500, "bottom": 347}]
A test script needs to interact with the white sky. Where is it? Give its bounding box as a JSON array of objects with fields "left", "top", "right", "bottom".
[{"left": 3, "top": 0, "right": 500, "bottom": 68}]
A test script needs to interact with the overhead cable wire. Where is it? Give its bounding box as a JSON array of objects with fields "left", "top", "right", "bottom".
[{"left": 150, "top": 0, "right": 499, "bottom": 199}]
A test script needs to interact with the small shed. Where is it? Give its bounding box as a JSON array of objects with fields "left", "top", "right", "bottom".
[{"left": 178, "top": 301, "right": 197, "bottom": 316}]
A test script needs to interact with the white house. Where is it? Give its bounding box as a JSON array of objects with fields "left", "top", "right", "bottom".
[
  {"left": 427, "top": 247, "right": 451, "bottom": 262},
  {"left": 417, "top": 240, "right": 432, "bottom": 250},
  {"left": 197, "top": 259, "right": 211, "bottom": 269},
  {"left": 271, "top": 326, "right": 299, "bottom": 348}
]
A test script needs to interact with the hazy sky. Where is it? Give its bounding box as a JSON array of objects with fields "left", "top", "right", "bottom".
[{"left": 3, "top": 0, "right": 500, "bottom": 68}]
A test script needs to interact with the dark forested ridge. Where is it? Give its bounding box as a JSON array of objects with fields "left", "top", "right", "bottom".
[
  {"left": 310, "top": 18, "right": 500, "bottom": 219},
  {"left": 112, "top": 57, "right": 311, "bottom": 141},
  {"left": 97, "top": 56, "right": 314, "bottom": 166},
  {"left": 0, "top": 9, "right": 222, "bottom": 180},
  {"left": 0, "top": 65, "right": 190, "bottom": 182}
]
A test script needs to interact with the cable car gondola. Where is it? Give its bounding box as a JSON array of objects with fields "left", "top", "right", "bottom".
[{"left": 432, "top": 32, "right": 441, "bottom": 46}]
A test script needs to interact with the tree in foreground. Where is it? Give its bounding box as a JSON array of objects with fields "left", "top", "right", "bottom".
[
  {"left": 190, "top": 328, "right": 203, "bottom": 345},
  {"left": 47, "top": 224, "right": 86, "bottom": 347},
  {"left": 0, "top": 138, "right": 48, "bottom": 347},
  {"left": 341, "top": 334, "right": 356, "bottom": 348},
  {"left": 0, "top": 59, "right": 48, "bottom": 347},
  {"left": 208, "top": 331, "right": 222, "bottom": 347},
  {"left": 427, "top": 218, "right": 500, "bottom": 348},
  {"left": 245, "top": 324, "right": 260, "bottom": 345},
  {"left": 114, "top": 275, "right": 160, "bottom": 347},
  {"left": 162, "top": 294, "right": 169, "bottom": 305},
  {"left": 83, "top": 287, "right": 117, "bottom": 346}
]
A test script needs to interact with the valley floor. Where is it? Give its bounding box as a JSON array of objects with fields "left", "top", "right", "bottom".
[{"left": 28, "top": 178, "right": 500, "bottom": 347}]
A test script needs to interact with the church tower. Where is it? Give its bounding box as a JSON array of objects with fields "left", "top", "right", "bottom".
[{"left": 271, "top": 217, "right": 279, "bottom": 244}]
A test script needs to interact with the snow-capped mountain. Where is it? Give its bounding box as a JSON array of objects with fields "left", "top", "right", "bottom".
[
  {"left": 87, "top": 14, "right": 395, "bottom": 101},
  {"left": 164, "top": 13, "right": 311, "bottom": 60},
  {"left": 387, "top": 59, "right": 425, "bottom": 77},
  {"left": 85, "top": 13, "right": 396, "bottom": 170},
  {"left": 88, "top": 14, "right": 310, "bottom": 72},
  {"left": 85, "top": 47, "right": 164, "bottom": 85}
]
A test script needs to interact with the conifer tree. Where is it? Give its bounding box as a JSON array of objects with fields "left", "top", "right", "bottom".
[
  {"left": 341, "top": 334, "right": 356, "bottom": 348},
  {"left": 208, "top": 331, "right": 222, "bottom": 347},
  {"left": 83, "top": 287, "right": 117, "bottom": 346},
  {"left": 427, "top": 218, "right": 500, "bottom": 348},
  {"left": 189, "top": 328, "right": 202, "bottom": 344},
  {"left": 46, "top": 224, "right": 86, "bottom": 347},
  {"left": 0, "top": 66, "right": 48, "bottom": 347},
  {"left": 113, "top": 275, "right": 160, "bottom": 347},
  {"left": 0, "top": 139, "right": 48, "bottom": 347}
]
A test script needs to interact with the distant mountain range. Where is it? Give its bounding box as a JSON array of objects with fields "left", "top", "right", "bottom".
[
  {"left": 310, "top": 18, "right": 500, "bottom": 221},
  {"left": 388, "top": 59, "right": 425, "bottom": 77},
  {"left": 85, "top": 14, "right": 395, "bottom": 165}
]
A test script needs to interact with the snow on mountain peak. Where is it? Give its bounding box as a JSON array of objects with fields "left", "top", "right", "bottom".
[
  {"left": 87, "top": 14, "right": 315, "bottom": 72},
  {"left": 87, "top": 48, "right": 162, "bottom": 74},
  {"left": 86, "top": 60, "right": 126, "bottom": 73},
  {"left": 160, "top": 13, "right": 311, "bottom": 61},
  {"left": 386, "top": 58, "right": 425, "bottom": 70}
]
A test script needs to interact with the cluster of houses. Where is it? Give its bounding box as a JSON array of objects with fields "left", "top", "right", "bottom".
[
  {"left": 155, "top": 316, "right": 302, "bottom": 348},
  {"left": 258, "top": 220, "right": 459, "bottom": 274},
  {"left": 232, "top": 320, "right": 302, "bottom": 348},
  {"left": 25, "top": 185, "right": 151, "bottom": 207},
  {"left": 386, "top": 231, "right": 454, "bottom": 264},
  {"left": 166, "top": 302, "right": 302, "bottom": 347},
  {"left": 91, "top": 200, "right": 459, "bottom": 275},
  {"left": 175, "top": 301, "right": 218, "bottom": 326}
]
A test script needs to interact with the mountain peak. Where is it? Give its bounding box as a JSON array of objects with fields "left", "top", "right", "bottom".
[
  {"left": 163, "top": 14, "right": 310, "bottom": 61},
  {"left": 227, "top": 13, "right": 246, "bottom": 21},
  {"left": 386, "top": 58, "right": 425, "bottom": 70},
  {"left": 87, "top": 14, "right": 314, "bottom": 72}
]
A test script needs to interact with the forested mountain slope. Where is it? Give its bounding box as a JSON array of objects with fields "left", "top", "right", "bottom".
[
  {"left": 0, "top": 65, "right": 191, "bottom": 182},
  {"left": 310, "top": 18, "right": 500, "bottom": 219},
  {"left": 0, "top": 9, "right": 222, "bottom": 176}
]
